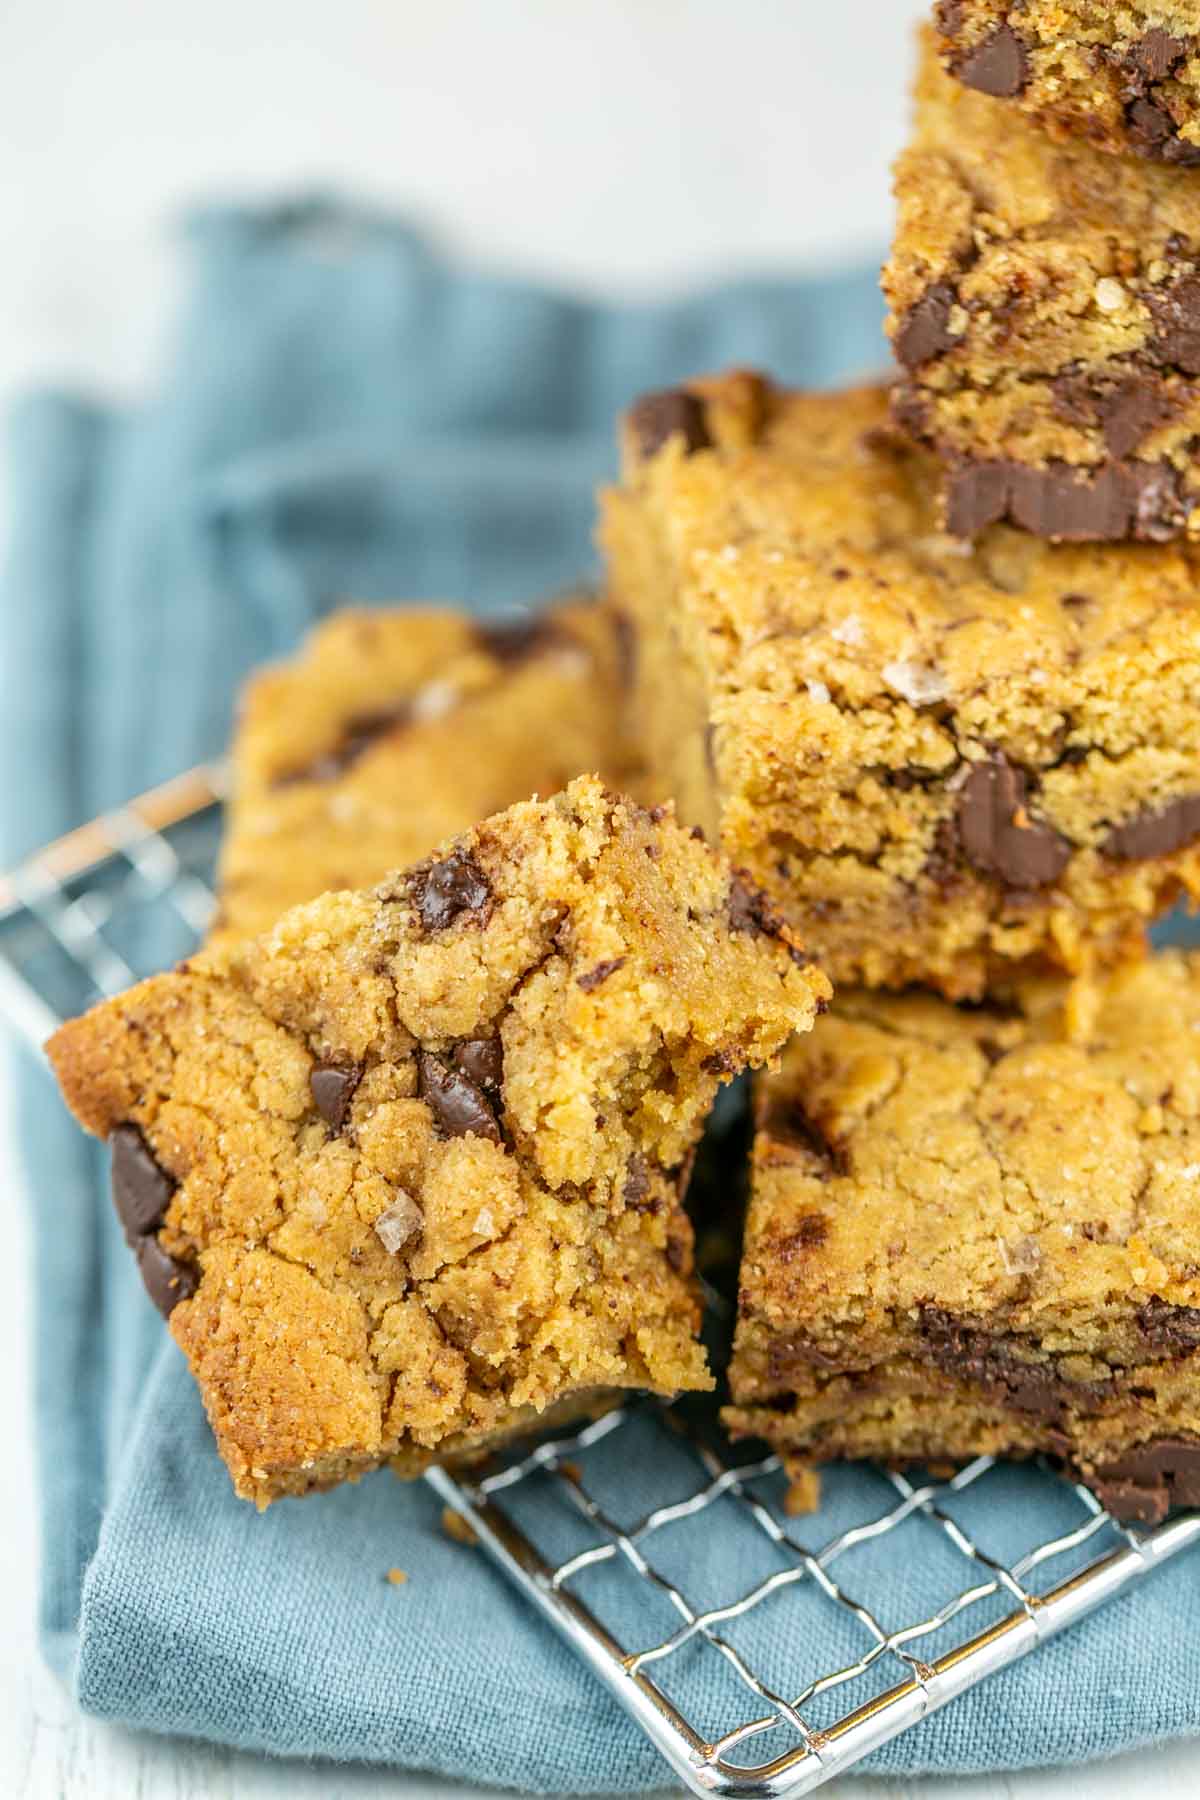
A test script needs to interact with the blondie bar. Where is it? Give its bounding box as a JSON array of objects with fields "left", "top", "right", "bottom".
[
  {"left": 886, "top": 28, "right": 1200, "bottom": 540},
  {"left": 724, "top": 954, "right": 1200, "bottom": 1525},
  {"left": 935, "top": 2, "right": 1200, "bottom": 164},
  {"left": 48, "top": 778, "right": 828, "bottom": 1505},
  {"left": 211, "top": 597, "right": 636, "bottom": 946},
  {"left": 601, "top": 373, "right": 1200, "bottom": 999}
]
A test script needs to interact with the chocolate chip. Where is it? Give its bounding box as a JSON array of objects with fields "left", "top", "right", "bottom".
[
  {"left": 273, "top": 703, "right": 411, "bottom": 788},
  {"left": 665, "top": 1232, "right": 688, "bottom": 1274},
  {"left": 1104, "top": 794, "right": 1200, "bottom": 861},
  {"left": 136, "top": 1236, "right": 198, "bottom": 1318},
  {"left": 918, "top": 1308, "right": 1108, "bottom": 1419},
  {"left": 934, "top": 0, "right": 964, "bottom": 36},
  {"left": 727, "top": 874, "right": 792, "bottom": 945},
  {"left": 576, "top": 956, "right": 626, "bottom": 993},
  {"left": 1146, "top": 274, "right": 1200, "bottom": 375},
  {"left": 628, "top": 388, "right": 712, "bottom": 459},
  {"left": 409, "top": 848, "right": 492, "bottom": 932},
  {"left": 957, "top": 754, "right": 1071, "bottom": 890},
  {"left": 475, "top": 613, "right": 560, "bottom": 666},
  {"left": 1090, "top": 1436, "right": 1200, "bottom": 1524},
  {"left": 1131, "top": 29, "right": 1187, "bottom": 83},
  {"left": 452, "top": 1035, "right": 503, "bottom": 1095},
  {"left": 622, "top": 1154, "right": 651, "bottom": 1211},
  {"left": 956, "top": 23, "right": 1029, "bottom": 97},
  {"left": 111, "top": 1124, "right": 176, "bottom": 1242},
  {"left": 894, "top": 283, "right": 959, "bottom": 369},
  {"left": 775, "top": 1214, "right": 830, "bottom": 1256},
  {"left": 1137, "top": 1296, "right": 1200, "bottom": 1352},
  {"left": 944, "top": 456, "right": 1187, "bottom": 543},
  {"left": 1098, "top": 379, "right": 1174, "bottom": 459},
  {"left": 310, "top": 1060, "right": 362, "bottom": 1132},
  {"left": 760, "top": 1096, "right": 848, "bottom": 1179},
  {"left": 418, "top": 1051, "right": 502, "bottom": 1143}
]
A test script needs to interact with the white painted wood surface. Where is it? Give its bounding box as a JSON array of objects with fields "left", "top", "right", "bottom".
[{"left": 2, "top": 0, "right": 1198, "bottom": 1791}]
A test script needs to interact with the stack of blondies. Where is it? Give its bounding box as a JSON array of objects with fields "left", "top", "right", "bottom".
[{"left": 48, "top": 6, "right": 1200, "bottom": 1528}]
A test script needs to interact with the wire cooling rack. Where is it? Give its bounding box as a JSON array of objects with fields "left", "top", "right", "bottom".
[{"left": 2, "top": 769, "right": 1198, "bottom": 1797}]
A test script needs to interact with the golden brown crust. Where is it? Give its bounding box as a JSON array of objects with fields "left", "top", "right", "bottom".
[
  {"left": 601, "top": 375, "right": 1200, "bottom": 998},
  {"left": 211, "top": 597, "right": 641, "bottom": 946},
  {"left": 49, "top": 778, "right": 829, "bottom": 1505},
  {"left": 725, "top": 953, "right": 1200, "bottom": 1515}
]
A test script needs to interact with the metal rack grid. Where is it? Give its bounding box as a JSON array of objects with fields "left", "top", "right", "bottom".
[{"left": 2, "top": 768, "right": 1197, "bottom": 1798}]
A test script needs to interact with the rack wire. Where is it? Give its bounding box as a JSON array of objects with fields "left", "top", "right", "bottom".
[{"left": 2, "top": 767, "right": 1197, "bottom": 1797}]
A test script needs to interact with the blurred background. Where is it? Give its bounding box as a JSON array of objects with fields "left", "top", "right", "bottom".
[{"left": 0, "top": 0, "right": 916, "bottom": 409}]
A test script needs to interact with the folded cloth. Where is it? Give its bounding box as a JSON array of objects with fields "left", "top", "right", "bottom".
[{"left": 3, "top": 199, "right": 1197, "bottom": 1789}]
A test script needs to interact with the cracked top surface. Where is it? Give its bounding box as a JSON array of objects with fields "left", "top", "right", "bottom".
[
  {"left": 212, "top": 597, "right": 638, "bottom": 946},
  {"left": 48, "top": 777, "right": 827, "bottom": 1504},
  {"left": 935, "top": 2, "right": 1200, "bottom": 162},
  {"left": 734, "top": 951, "right": 1200, "bottom": 1376},
  {"left": 605, "top": 374, "right": 1200, "bottom": 773}
]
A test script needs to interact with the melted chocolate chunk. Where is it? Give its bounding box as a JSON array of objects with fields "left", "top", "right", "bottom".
[
  {"left": 759, "top": 1095, "right": 848, "bottom": 1179},
  {"left": 727, "top": 874, "right": 795, "bottom": 951},
  {"left": 956, "top": 22, "right": 1029, "bottom": 97},
  {"left": 934, "top": 1, "right": 964, "bottom": 36},
  {"left": 1137, "top": 1296, "right": 1200, "bottom": 1352},
  {"left": 452, "top": 1034, "right": 503, "bottom": 1095},
  {"left": 475, "top": 612, "right": 561, "bottom": 665},
  {"left": 956, "top": 754, "right": 1071, "bottom": 891},
  {"left": 1132, "top": 29, "right": 1188, "bottom": 83},
  {"left": 894, "top": 283, "right": 959, "bottom": 369},
  {"left": 111, "top": 1124, "right": 176, "bottom": 1242},
  {"left": 628, "top": 388, "right": 712, "bottom": 460},
  {"left": 136, "top": 1236, "right": 198, "bottom": 1318},
  {"left": 1090, "top": 1435, "right": 1200, "bottom": 1524},
  {"left": 418, "top": 1051, "right": 502, "bottom": 1143},
  {"left": 1146, "top": 274, "right": 1200, "bottom": 375},
  {"left": 273, "top": 703, "right": 411, "bottom": 787},
  {"left": 1098, "top": 379, "right": 1175, "bottom": 458},
  {"left": 622, "top": 1154, "right": 651, "bottom": 1211},
  {"left": 310, "top": 1060, "right": 362, "bottom": 1132},
  {"left": 1104, "top": 794, "right": 1200, "bottom": 861},
  {"left": 576, "top": 956, "right": 626, "bottom": 993},
  {"left": 919, "top": 1309, "right": 1108, "bottom": 1418},
  {"left": 409, "top": 848, "right": 492, "bottom": 932},
  {"left": 945, "top": 455, "right": 1188, "bottom": 543}
]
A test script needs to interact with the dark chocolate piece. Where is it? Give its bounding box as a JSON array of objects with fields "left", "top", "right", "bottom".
[
  {"left": 622, "top": 1154, "right": 651, "bottom": 1211},
  {"left": 111, "top": 1124, "right": 176, "bottom": 1242},
  {"left": 956, "top": 754, "right": 1071, "bottom": 891},
  {"left": 273, "top": 703, "right": 411, "bottom": 787},
  {"left": 1137, "top": 1296, "right": 1200, "bottom": 1353},
  {"left": 956, "top": 23, "right": 1029, "bottom": 98},
  {"left": 894, "top": 283, "right": 958, "bottom": 370},
  {"left": 1098, "top": 379, "right": 1174, "bottom": 459},
  {"left": 310, "top": 1060, "right": 362, "bottom": 1132},
  {"left": 934, "top": 1, "right": 964, "bottom": 37},
  {"left": 759, "top": 1095, "right": 848, "bottom": 1180},
  {"left": 452, "top": 1035, "right": 503, "bottom": 1095},
  {"left": 1131, "top": 29, "right": 1187, "bottom": 84},
  {"left": 1146, "top": 274, "right": 1200, "bottom": 375},
  {"left": 628, "top": 388, "right": 712, "bottom": 460},
  {"left": 136, "top": 1236, "right": 198, "bottom": 1318},
  {"left": 418, "top": 1051, "right": 502, "bottom": 1143},
  {"left": 475, "top": 612, "right": 561, "bottom": 665},
  {"left": 1090, "top": 1436, "right": 1200, "bottom": 1524},
  {"left": 409, "top": 848, "right": 492, "bottom": 932},
  {"left": 1104, "top": 794, "right": 1200, "bottom": 861},
  {"left": 727, "top": 874, "right": 794, "bottom": 948},
  {"left": 919, "top": 1309, "right": 1109, "bottom": 1418},
  {"left": 576, "top": 956, "right": 626, "bottom": 993},
  {"left": 943, "top": 453, "right": 1188, "bottom": 543}
]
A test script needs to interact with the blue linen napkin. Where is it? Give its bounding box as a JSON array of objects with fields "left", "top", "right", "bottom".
[{"left": 3, "top": 199, "right": 1197, "bottom": 1789}]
